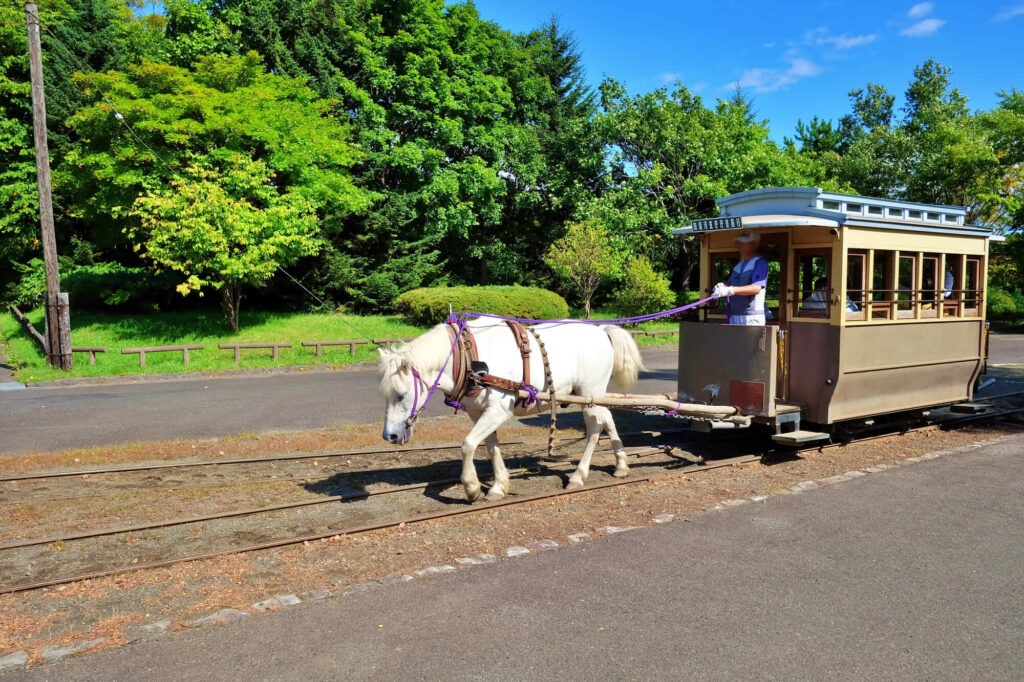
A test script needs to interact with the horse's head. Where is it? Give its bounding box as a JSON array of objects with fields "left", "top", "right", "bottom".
[{"left": 377, "top": 348, "right": 418, "bottom": 445}]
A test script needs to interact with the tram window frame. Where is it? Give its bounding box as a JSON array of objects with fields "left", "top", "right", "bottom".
[
  {"left": 964, "top": 256, "right": 983, "bottom": 317},
  {"left": 920, "top": 254, "right": 941, "bottom": 318},
  {"left": 793, "top": 248, "right": 832, "bottom": 319},
  {"left": 869, "top": 250, "right": 896, "bottom": 320},
  {"left": 942, "top": 255, "right": 963, "bottom": 318},
  {"left": 846, "top": 250, "right": 868, "bottom": 321},
  {"left": 896, "top": 254, "right": 918, "bottom": 319}
]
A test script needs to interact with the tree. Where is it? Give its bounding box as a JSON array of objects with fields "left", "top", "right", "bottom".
[
  {"left": 792, "top": 115, "right": 843, "bottom": 155},
  {"left": 614, "top": 256, "right": 674, "bottom": 317},
  {"left": 544, "top": 219, "right": 620, "bottom": 318},
  {"left": 131, "top": 162, "right": 321, "bottom": 330},
  {"left": 596, "top": 80, "right": 833, "bottom": 290},
  {"left": 62, "top": 52, "right": 367, "bottom": 265},
  {"left": 815, "top": 61, "right": 1002, "bottom": 223}
]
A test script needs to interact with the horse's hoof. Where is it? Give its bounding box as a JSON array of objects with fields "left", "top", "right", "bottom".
[
  {"left": 566, "top": 478, "right": 585, "bottom": 491},
  {"left": 464, "top": 484, "right": 483, "bottom": 502},
  {"left": 613, "top": 467, "right": 630, "bottom": 478},
  {"left": 485, "top": 489, "right": 506, "bottom": 502}
]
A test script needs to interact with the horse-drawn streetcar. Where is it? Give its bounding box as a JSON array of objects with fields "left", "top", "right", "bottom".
[
  {"left": 676, "top": 186, "right": 993, "bottom": 443},
  {"left": 379, "top": 186, "right": 995, "bottom": 499}
]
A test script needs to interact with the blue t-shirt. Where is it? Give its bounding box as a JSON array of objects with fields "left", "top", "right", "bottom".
[{"left": 727, "top": 256, "right": 768, "bottom": 318}]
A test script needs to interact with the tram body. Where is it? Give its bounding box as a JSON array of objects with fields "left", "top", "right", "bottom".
[{"left": 675, "top": 187, "right": 992, "bottom": 437}]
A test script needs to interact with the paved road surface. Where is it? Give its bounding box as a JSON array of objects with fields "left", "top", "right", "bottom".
[
  {"left": 13, "top": 435, "right": 1023, "bottom": 681},
  {"left": 0, "top": 349, "right": 680, "bottom": 455},
  {"left": 990, "top": 332, "right": 1024, "bottom": 366},
  {"left": 2, "top": 333, "right": 1023, "bottom": 456}
]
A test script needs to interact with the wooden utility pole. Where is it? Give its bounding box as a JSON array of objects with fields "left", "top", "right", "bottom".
[{"left": 25, "top": 1, "right": 71, "bottom": 370}]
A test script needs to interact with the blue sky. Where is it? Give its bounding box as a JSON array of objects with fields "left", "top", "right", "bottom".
[{"left": 465, "top": 0, "right": 1024, "bottom": 140}]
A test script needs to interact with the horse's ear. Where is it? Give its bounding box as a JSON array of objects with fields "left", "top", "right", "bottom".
[
  {"left": 398, "top": 357, "right": 411, "bottom": 372},
  {"left": 377, "top": 348, "right": 387, "bottom": 358}
]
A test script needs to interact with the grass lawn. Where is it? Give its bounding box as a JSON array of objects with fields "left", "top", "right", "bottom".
[
  {"left": 0, "top": 307, "right": 683, "bottom": 383},
  {"left": 0, "top": 308, "right": 427, "bottom": 383}
]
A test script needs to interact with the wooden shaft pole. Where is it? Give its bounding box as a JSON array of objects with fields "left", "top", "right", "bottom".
[
  {"left": 25, "top": 2, "right": 71, "bottom": 370},
  {"left": 516, "top": 390, "right": 740, "bottom": 417}
]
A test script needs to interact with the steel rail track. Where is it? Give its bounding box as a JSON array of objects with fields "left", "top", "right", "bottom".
[
  {"left": 2, "top": 400, "right": 1019, "bottom": 596},
  {"left": 0, "top": 451, "right": 753, "bottom": 595},
  {"left": 0, "top": 429, "right": 696, "bottom": 483},
  {"left": 0, "top": 446, "right": 670, "bottom": 551}
]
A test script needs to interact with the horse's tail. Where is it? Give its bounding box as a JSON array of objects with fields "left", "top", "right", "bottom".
[{"left": 602, "top": 325, "right": 646, "bottom": 388}]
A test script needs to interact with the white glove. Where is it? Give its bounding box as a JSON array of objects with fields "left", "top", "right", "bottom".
[{"left": 712, "top": 282, "right": 735, "bottom": 299}]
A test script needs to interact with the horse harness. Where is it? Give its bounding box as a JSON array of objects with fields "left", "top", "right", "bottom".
[{"left": 445, "top": 320, "right": 544, "bottom": 406}]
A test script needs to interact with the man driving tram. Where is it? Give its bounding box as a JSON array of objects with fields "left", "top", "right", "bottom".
[{"left": 711, "top": 229, "right": 768, "bottom": 325}]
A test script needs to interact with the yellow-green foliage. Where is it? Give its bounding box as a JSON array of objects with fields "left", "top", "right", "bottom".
[{"left": 396, "top": 286, "right": 569, "bottom": 326}]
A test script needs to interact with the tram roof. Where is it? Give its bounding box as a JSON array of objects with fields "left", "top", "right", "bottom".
[{"left": 672, "top": 187, "right": 996, "bottom": 238}]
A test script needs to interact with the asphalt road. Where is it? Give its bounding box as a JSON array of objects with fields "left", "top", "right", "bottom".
[
  {"left": 0, "top": 348, "right": 681, "bottom": 455},
  {"left": 3, "top": 332, "right": 1023, "bottom": 456},
  {"left": 14, "top": 434, "right": 1023, "bottom": 681}
]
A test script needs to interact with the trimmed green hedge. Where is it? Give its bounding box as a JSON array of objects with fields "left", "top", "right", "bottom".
[{"left": 396, "top": 286, "right": 569, "bottom": 325}]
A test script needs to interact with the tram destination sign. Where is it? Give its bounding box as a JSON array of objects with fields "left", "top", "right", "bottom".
[{"left": 690, "top": 216, "right": 743, "bottom": 232}]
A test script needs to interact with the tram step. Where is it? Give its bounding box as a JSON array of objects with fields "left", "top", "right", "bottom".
[
  {"left": 950, "top": 402, "right": 991, "bottom": 414},
  {"left": 771, "top": 430, "right": 831, "bottom": 446}
]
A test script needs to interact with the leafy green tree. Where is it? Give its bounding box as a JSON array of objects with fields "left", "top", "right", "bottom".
[
  {"left": 61, "top": 53, "right": 368, "bottom": 320},
  {"left": 981, "top": 89, "right": 1024, "bottom": 230},
  {"left": 817, "top": 61, "right": 1002, "bottom": 223},
  {"left": 131, "top": 161, "right": 321, "bottom": 330},
  {"left": 614, "top": 256, "right": 674, "bottom": 317},
  {"left": 63, "top": 53, "right": 367, "bottom": 242},
  {"left": 596, "top": 81, "right": 831, "bottom": 289},
  {"left": 0, "top": 3, "right": 39, "bottom": 298},
  {"left": 792, "top": 115, "right": 843, "bottom": 155},
  {"left": 544, "top": 219, "right": 621, "bottom": 318}
]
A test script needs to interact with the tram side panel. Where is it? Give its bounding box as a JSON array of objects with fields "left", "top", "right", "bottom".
[{"left": 827, "top": 320, "right": 984, "bottom": 422}]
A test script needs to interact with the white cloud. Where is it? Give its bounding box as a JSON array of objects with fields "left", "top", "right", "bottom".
[
  {"left": 658, "top": 72, "right": 682, "bottom": 84},
  {"left": 900, "top": 17, "right": 946, "bottom": 35},
  {"left": 805, "top": 27, "right": 878, "bottom": 50},
  {"left": 691, "top": 81, "right": 709, "bottom": 93},
  {"left": 908, "top": 2, "right": 934, "bottom": 18},
  {"left": 994, "top": 4, "right": 1024, "bottom": 20},
  {"left": 730, "top": 57, "right": 823, "bottom": 94}
]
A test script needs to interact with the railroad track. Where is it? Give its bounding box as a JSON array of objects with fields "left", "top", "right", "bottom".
[{"left": 1, "top": 398, "right": 1021, "bottom": 596}]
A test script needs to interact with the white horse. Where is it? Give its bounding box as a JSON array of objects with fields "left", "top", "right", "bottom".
[{"left": 378, "top": 319, "right": 645, "bottom": 502}]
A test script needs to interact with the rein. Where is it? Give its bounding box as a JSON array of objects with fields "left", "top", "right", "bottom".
[{"left": 405, "top": 315, "right": 467, "bottom": 427}]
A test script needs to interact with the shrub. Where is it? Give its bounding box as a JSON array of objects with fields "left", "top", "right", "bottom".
[
  {"left": 987, "top": 285, "right": 1020, "bottom": 317},
  {"left": 613, "top": 257, "right": 675, "bottom": 317},
  {"left": 396, "top": 286, "right": 569, "bottom": 326}
]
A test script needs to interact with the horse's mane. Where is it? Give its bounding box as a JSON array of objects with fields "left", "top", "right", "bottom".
[{"left": 377, "top": 323, "right": 451, "bottom": 395}]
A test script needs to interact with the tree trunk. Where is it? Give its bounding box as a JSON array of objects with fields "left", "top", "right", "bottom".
[
  {"left": 583, "top": 296, "right": 592, "bottom": 319},
  {"left": 220, "top": 283, "right": 242, "bottom": 332}
]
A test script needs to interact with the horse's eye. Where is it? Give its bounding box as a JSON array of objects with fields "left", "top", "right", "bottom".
[{"left": 396, "top": 394, "right": 405, "bottom": 402}]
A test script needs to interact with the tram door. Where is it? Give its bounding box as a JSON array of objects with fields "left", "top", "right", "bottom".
[{"left": 757, "top": 232, "right": 788, "bottom": 400}]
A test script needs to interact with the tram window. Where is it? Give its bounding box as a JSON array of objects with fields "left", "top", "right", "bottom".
[
  {"left": 871, "top": 251, "right": 895, "bottom": 319},
  {"left": 846, "top": 251, "right": 867, "bottom": 321},
  {"left": 964, "top": 257, "right": 982, "bottom": 317},
  {"left": 897, "top": 255, "right": 917, "bottom": 318},
  {"left": 795, "top": 250, "right": 830, "bottom": 318},
  {"left": 920, "top": 256, "right": 940, "bottom": 318},
  {"left": 943, "top": 255, "right": 963, "bottom": 318}
]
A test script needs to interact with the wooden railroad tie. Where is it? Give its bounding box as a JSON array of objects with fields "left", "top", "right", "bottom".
[
  {"left": 218, "top": 342, "right": 292, "bottom": 363},
  {"left": 121, "top": 344, "right": 203, "bottom": 368},
  {"left": 302, "top": 339, "right": 369, "bottom": 357}
]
